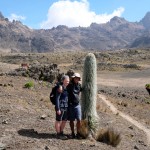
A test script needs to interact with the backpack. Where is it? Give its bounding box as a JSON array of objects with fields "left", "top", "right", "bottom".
[{"left": 50, "top": 83, "right": 62, "bottom": 105}]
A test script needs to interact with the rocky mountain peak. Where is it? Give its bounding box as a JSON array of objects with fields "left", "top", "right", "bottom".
[
  {"left": 90, "top": 23, "right": 101, "bottom": 29},
  {"left": 0, "top": 12, "right": 5, "bottom": 20},
  {"left": 140, "top": 12, "right": 150, "bottom": 29},
  {"left": 55, "top": 25, "right": 69, "bottom": 30},
  {"left": 109, "top": 16, "right": 128, "bottom": 25}
]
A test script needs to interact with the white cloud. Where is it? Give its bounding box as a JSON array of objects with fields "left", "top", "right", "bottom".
[
  {"left": 41, "top": 0, "right": 124, "bottom": 29},
  {"left": 8, "top": 13, "right": 26, "bottom": 22}
]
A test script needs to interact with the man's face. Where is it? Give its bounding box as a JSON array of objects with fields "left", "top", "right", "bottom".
[{"left": 74, "top": 77, "right": 80, "bottom": 83}]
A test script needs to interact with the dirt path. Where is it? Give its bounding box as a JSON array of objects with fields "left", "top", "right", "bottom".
[
  {"left": 58, "top": 63, "right": 73, "bottom": 67},
  {"left": 98, "top": 94, "right": 150, "bottom": 146}
]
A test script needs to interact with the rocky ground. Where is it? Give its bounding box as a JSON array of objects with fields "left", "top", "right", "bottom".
[{"left": 0, "top": 50, "right": 150, "bottom": 150}]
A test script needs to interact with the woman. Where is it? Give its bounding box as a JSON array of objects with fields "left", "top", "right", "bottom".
[{"left": 55, "top": 75, "right": 70, "bottom": 140}]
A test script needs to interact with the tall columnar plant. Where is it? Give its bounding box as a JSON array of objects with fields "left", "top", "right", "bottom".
[{"left": 81, "top": 53, "right": 99, "bottom": 136}]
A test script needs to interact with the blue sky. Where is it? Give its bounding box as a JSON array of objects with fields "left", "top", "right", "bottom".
[{"left": 0, "top": 0, "right": 149, "bottom": 29}]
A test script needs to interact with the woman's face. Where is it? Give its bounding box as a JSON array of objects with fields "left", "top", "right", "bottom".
[{"left": 63, "top": 77, "right": 70, "bottom": 86}]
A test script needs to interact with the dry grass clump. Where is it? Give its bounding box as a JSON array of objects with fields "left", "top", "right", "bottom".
[
  {"left": 96, "top": 128, "right": 121, "bottom": 147},
  {"left": 78, "top": 120, "right": 121, "bottom": 147},
  {"left": 78, "top": 118, "right": 99, "bottom": 139},
  {"left": 78, "top": 120, "right": 89, "bottom": 139}
]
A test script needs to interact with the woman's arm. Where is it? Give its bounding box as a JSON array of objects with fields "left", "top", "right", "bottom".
[{"left": 55, "top": 90, "right": 61, "bottom": 112}]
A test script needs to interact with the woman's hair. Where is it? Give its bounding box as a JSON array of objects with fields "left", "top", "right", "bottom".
[{"left": 61, "top": 75, "right": 69, "bottom": 82}]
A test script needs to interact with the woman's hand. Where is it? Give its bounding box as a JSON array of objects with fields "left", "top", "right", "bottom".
[{"left": 57, "top": 110, "right": 61, "bottom": 115}]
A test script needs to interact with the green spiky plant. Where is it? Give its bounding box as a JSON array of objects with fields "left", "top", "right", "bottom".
[
  {"left": 80, "top": 53, "right": 99, "bottom": 138},
  {"left": 24, "top": 81, "right": 34, "bottom": 89},
  {"left": 145, "top": 84, "right": 150, "bottom": 95}
]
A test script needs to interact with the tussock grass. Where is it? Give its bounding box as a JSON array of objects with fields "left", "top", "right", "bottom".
[
  {"left": 78, "top": 120, "right": 89, "bottom": 139},
  {"left": 96, "top": 128, "right": 121, "bottom": 147},
  {"left": 78, "top": 120, "right": 121, "bottom": 147}
]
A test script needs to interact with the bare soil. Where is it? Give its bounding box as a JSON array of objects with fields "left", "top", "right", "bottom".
[{"left": 0, "top": 51, "right": 150, "bottom": 150}]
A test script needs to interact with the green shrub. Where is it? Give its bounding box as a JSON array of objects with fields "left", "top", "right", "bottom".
[
  {"left": 145, "top": 84, "right": 150, "bottom": 89},
  {"left": 24, "top": 81, "right": 34, "bottom": 89},
  {"left": 144, "top": 98, "right": 150, "bottom": 104}
]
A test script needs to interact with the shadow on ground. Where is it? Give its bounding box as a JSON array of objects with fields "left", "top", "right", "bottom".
[{"left": 18, "top": 129, "right": 56, "bottom": 139}]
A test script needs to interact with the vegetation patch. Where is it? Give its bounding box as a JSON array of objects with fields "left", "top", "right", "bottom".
[
  {"left": 24, "top": 81, "right": 34, "bottom": 89},
  {"left": 96, "top": 128, "right": 121, "bottom": 147}
]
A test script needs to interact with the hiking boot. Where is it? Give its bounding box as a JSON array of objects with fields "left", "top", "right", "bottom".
[
  {"left": 59, "top": 135, "right": 68, "bottom": 140},
  {"left": 76, "top": 133, "right": 83, "bottom": 139},
  {"left": 60, "top": 131, "right": 64, "bottom": 135},
  {"left": 68, "top": 132, "right": 76, "bottom": 139},
  {"left": 57, "top": 133, "right": 68, "bottom": 140}
]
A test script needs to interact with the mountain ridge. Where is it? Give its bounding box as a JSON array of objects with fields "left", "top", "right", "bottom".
[{"left": 0, "top": 11, "right": 150, "bottom": 52}]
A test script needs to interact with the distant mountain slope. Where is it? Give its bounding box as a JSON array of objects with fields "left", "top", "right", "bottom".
[
  {"left": 0, "top": 11, "right": 150, "bottom": 52},
  {"left": 130, "top": 12, "right": 150, "bottom": 48},
  {"left": 130, "top": 30, "right": 150, "bottom": 48},
  {"left": 140, "top": 12, "right": 150, "bottom": 29}
]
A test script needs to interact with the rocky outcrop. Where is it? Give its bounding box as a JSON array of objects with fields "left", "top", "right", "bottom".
[{"left": 7, "top": 63, "right": 60, "bottom": 83}]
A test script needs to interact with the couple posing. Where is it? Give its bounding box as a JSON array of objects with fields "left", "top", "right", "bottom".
[{"left": 55, "top": 73, "right": 82, "bottom": 140}]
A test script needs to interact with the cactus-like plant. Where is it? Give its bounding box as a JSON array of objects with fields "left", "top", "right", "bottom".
[{"left": 81, "top": 53, "right": 99, "bottom": 136}]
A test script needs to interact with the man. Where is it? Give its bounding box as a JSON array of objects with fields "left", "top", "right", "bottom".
[{"left": 67, "top": 73, "right": 82, "bottom": 139}]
